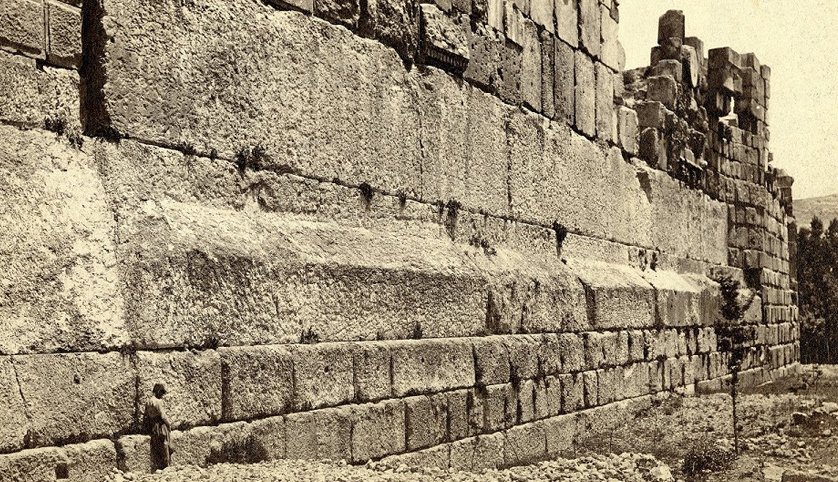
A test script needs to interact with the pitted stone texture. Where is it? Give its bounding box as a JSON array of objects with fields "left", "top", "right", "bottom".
[
  {"left": 249, "top": 416, "right": 286, "bottom": 461},
  {"left": 0, "top": 447, "right": 67, "bottom": 482},
  {"left": 595, "top": 61, "right": 614, "bottom": 142},
  {"left": 640, "top": 270, "right": 704, "bottom": 327},
  {"left": 0, "top": 0, "right": 45, "bottom": 56},
  {"left": 359, "top": 0, "right": 419, "bottom": 63},
  {"left": 220, "top": 346, "right": 294, "bottom": 421},
  {"left": 574, "top": 51, "right": 596, "bottom": 136},
  {"left": 0, "top": 54, "right": 79, "bottom": 129},
  {"left": 571, "top": 260, "right": 655, "bottom": 329},
  {"left": 46, "top": 0, "right": 82, "bottom": 68},
  {"left": 391, "top": 339, "right": 475, "bottom": 396},
  {"left": 90, "top": 2, "right": 423, "bottom": 198},
  {"left": 554, "top": 0, "right": 578, "bottom": 47},
  {"left": 352, "top": 342, "right": 393, "bottom": 402},
  {"left": 553, "top": 38, "right": 575, "bottom": 125},
  {"left": 578, "top": 0, "right": 600, "bottom": 57},
  {"left": 350, "top": 400, "right": 405, "bottom": 462},
  {"left": 285, "top": 408, "right": 353, "bottom": 461},
  {"left": 14, "top": 352, "right": 135, "bottom": 447},
  {"left": 290, "top": 343, "right": 355, "bottom": 410},
  {"left": 0, "top": 127, "right": 123, "bottom": 355},
  {"left": 63, "top": 439, "right": 118, "bottom": 482},
  {"left": 136, "top": 350, "right": 222, "bottom": 429},
  {"left": 420, "top": 4, "right": 470, "bottom": 67},
  {"left": 0, "top": 358, "right": 29, "bottom": 452}
]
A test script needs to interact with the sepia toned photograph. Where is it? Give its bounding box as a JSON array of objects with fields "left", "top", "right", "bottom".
[{"left": 0, "top": 0, "right": 836, "bottom": 480}]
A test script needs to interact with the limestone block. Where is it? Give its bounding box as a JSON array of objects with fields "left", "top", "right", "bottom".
[
  {"left": 285, "top": 408, "right": 352, "bottom": 461},
  {"left": 249, "top": 416, "right": 286, "bottom": 460},
  {"left": 528, "top": 0, "right": 552, "bottom": 32},
  {"left": 559, "top": 373, "right": 584, "bottom": 412},
  {"left": 446, "top": 390, "right": 470, "bottom": 440},
  {"left": 554, "top": 0, "right": 578, "bottom": 47},
  {"left": 595, "top": 61, "right": 615, "bottom": 142},
  {"left": 657, "top": 10, "right": 684, "bottom": 44},
  {"left": 537, "top": 334, "right": 563, "bottom": 376},
  {"left": 351, "top": 400, "right": 405, "bottom": 462},
  {"left": 0, "top": 447, "right": 67, "bottom": 482},
  {"left": 472, "top": 336, "right": 511, "bottom": 386},
  {"left": 681, "top": 45, "right": 700, "bottom": 88},
  {"left": 600, "top": 4, "right": 622, "bottom": 71},
  {"left": 651, "top": 59, "right": 683, "bottom": 83},
  {"left": 116, "top": 435, "right": 152, "bottom": 474},
  {"left": 420, "top": 4, "right": 470, "bottom": 69},
  {"left": 505, "top": 336, "right": 541, "bottom": 380},
  {"left": 574, "top": 50, "right": 596, "bottom": 136},
  {"left": 641, "top": 270, "right": 702, "bottom": 327},
  {"left": 0, "top": 0, "right": 45, "bottom": 56},
  {"left": 381, "top": 444, "right": 450, "bottom": 469},
  {"left": 359, "top": 0, "right": 419, "bottom": 63},
  {"left": 544, "top": 413, "right": 575, "bottom": 456},
  {"left": 504, "top": 421, "right": 547, "bottom": 466},
  {"left": 584, "top": 332, "right": 607, "bottom": 369},
  {"left": 391, "top": 339, "right": 475, "bottom": 397},
  {"left": 597, "top": 368, "right": 616, "bottom": 404},
  {"left": 479, "top": 384, "right": 516, "bottom": 431},
  {"left": 570, "top": 260, "right": 655, "bottom": 329},
  {"left": 647, "top": 75, "right": 678, "bottom": 109},
  {"left": 14, "top": 352, "right": 135, "bottom": 447},
  {"left": 557, "top": 333, "right": 585, "bottom": 372},
  {"left": 405, "top": 395, "right": 447, "bottom": 450},
  {"left": 315, "top": 0, "right": 360, "bottom": 28},
  {"left": 220, "top": 346, "right": 293, "bottom": 421},
  {"left": 554, "top": 38, "right": 575, "bottom": 125},
  {"left": 89, "top": 2, "right": 424, "bottom": 198},
  {"left": 45, "top": 0, "right": 81, "bottom": 68},
  {"left": 541, "top": 32, "right": 555, "bottom": 118},
  {"left": 266, "top": 0, "right": 313, "bottom": 13},
  {"left": 504, "top": 0, "right": 527, "bottom": 46},
  {"left": 63, "top": 439, "right": 118, "bottom": 482},
  {"left": 450, "top": 433, "right": 504, "bottom": 471},
  {"left": 290, "top": 343, "right": 355, "bottom": 411},
  {"left": 517, "top": 379, "right": 536, "bottom": 422},
  {"left": 617, "top": 106, "right": 638, "bottom": 155},
  {"left": 0, "top": 55, "right": 80, "bottom": 130},
  {"left": 137, "top": 350, "right": 222, "bottom": 429},
  {"left": 583, "top": 370, "right": 598, "bottom": 407},
  {"left": 521, "top": 19, "right": 542, "bottom": 111},
  {"left": 0, "top": 357, "right": 29, "bottom": 452},
  {"left": 578, "top": 0, "right": 600, "bottom": 57},
  {"left": 628, "top": 330, "right": 646, "bottom": 362},
  {"left": 169, "top": 422, "right": 262, "bottom": 467},
  {"left": 352, "top": 342, "right": 392, "bottom": 402}
]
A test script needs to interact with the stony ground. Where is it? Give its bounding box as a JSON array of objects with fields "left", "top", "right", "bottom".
[{"left": 111, "top": 365, "right": 838, "bottom": 482}]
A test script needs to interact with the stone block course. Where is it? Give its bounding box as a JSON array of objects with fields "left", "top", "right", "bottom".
[
  {"left": 351, "top": 400, "right": 405, "bottom": 461},
  {"left": 391, "top": 339, "right": 475, "bottom": 397},
  {"left": 220, "top": 346, "right": 294, "bottom": 421},
  {"left": 291, "top": 343, "right": 355, "bottom": 411}
]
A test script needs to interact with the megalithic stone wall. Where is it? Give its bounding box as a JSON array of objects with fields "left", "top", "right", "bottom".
[{"left": 0, "top": 1, "right": 799, "bottom": 480}]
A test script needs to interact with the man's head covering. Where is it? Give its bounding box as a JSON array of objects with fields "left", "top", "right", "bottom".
[{"left": 153, "top": 383, "right": 167, "bottom": 397}]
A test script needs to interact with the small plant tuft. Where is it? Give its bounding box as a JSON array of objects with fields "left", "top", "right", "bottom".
[
  {"left": 234, "top": 145, "right": 270, "bottom": 174},
  {"left": 44, "top": 115, "right": 67, "bottom": 135},
  {"left": 359, "top": 182, "right": 374, "bottom": 206},
  {"left": 410, "top": 322, "right": 423, "bottom": 340},
  {"left": 300, "top": 327, "right": 320, "bottom": 344},
  {"left": 552, "top": 221, "right": 568, "bottom": 256},
  {"left": 175, "top": 141, "right": 197, "bottom": 156}
]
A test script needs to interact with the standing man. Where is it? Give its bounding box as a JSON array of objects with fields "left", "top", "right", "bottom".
[{"left": 143, "top": 383, "right": 171, "bottom": 470}]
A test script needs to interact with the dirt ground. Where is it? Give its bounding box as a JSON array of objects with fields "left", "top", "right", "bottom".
[{"left": 576, "top": 364, "right": 838, "bottom": 481}]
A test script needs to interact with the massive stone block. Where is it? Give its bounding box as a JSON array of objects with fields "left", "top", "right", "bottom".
[
  {"left": 391, "top": 339, "right": 475, "bottom": 396},
  {"left": 63, "top": 439, "right": 118, "bottom": 482},
  {"left": 570, "top": 260, "right": 655, "bottom": 329},
  {"left": 0, "top": 447, "right": 67, "bottom": 482},
  {"left": 0, "top": 127, "right": 123, "bottom": 356},
  {"left": 220, "top": 346, "right": 294, "bottom": 421},
  {"left": 0, "top": 52, "right": 80, "bottom": 130},
  {"left": 136, "top": 349, "right": 222, "bottom": 429},
  {"left": 14, "top": 352, "right": 135, "bottom": 447},
  {"left": 0, "top": 0, "right": 45, "bottom": 57},
  {"left": 87, "top": 1, "right": 423, "bottom": 197}
]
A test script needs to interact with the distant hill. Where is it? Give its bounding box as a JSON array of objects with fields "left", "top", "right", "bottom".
[{"left": 794, "top": 194, "right": 838, "bottom": 228}]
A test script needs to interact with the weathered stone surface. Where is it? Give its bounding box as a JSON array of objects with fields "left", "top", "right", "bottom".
[
  {"left": 63, "top": 439, "right": 118, "bottom": 482},
  {"left": 578, "top": 0, "right": 600, "bottom": 57},
  {"left": 169, "top": 422, "right": 257, "bottom": 467},
  {"left": 600, "top": 4, "right": 623, "bottom": 71},
  {"left": 405, "top": 395, "right": 447, "bottom": 450},
  {"left": 571, "top": 260, "right": 655, "bottom": 329},
  {"left": 544, "top": 413, "right": 575, "bottom": 456},
  {"left": 657, "top": 10, "right": 685, "bottom": 44},
  {"left": 220, "top": 346, "right": 294, "bottom": 421},
  {"left": 0, "top": 446, "right": 67, "bottom": 482},
  {"left": 472, "top": 336, "right": 511, "bottom": 386},
  {"left": 647, "top": 75, "right": 678, "bottom": 109},
  {"left": 595, "top": 61, "right": 614, "bottom": 142},
  {"left": 0, "top": 127, "right": 121, "bottom": 355},
  {"left": 521, "top": 19, "right": 542, "bottom": 111},
  {"left": 353, "top": 342, "right": 392, "bottom": 402},
  {"left": 420, "top": 4, "right": 470, "bottom": 68},
  {"left": 0, "top": 357, "right": 29, "bottom": 452},
  {"left": 554, "top": 0, "right": 578, "bottom": 47},
  {"left": 504, "top": 421, "right": 547, "bottom": 466},
  {"left": 315, "top": 0, "right": 360, "bottom": 28},
  {"left": 617, "top": 106, "right": 638, "bottom": 154},
  {"left": 14, "top": 352, "right": 135, "bottom": 446},
  {"left": 351, "top": 400, "right": 405, "bottom": 462},
  {"left": 137, "top": 349, "right": 222, "bottom": 429},
  {"left": 641, "top": 270, "right": 703, "bottom": 327},
  {"left": 391, "top": 339, "right": 475, "bottom": 396},
  {"left": 381, "top": 444, "right": 450, "bottom": 469},
  {"left": 285, "top": 408, "right": 352, "bottom": 461},
  {"left": 359, "top": 0, "right": 418, "bottom": 63},
  {"left": 0, "top": 0, "right": 45, "bottom": 56},
  {"left": 575, "top": 51, "right": 596, "bottom": 136},
  {"left": 45, "top": 0, "right": 81, "bottom": 68},
  {"left": 290, "top": 343, "right": 355, "bottom": 411},
  {"left": 249, "top": 416, "right": 286, "bottom": 460},
  {"left": 554, "top": 37, "right": 575, "bottom": 125}
]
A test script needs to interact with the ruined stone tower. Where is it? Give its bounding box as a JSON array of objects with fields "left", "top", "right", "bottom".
[{"left": 0, "top": 0, "right": 798, "bottom": 478}]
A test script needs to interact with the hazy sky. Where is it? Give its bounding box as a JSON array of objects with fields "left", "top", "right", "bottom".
[{"left": 619, "top": 0, "right": 838, "bottom": 200}]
